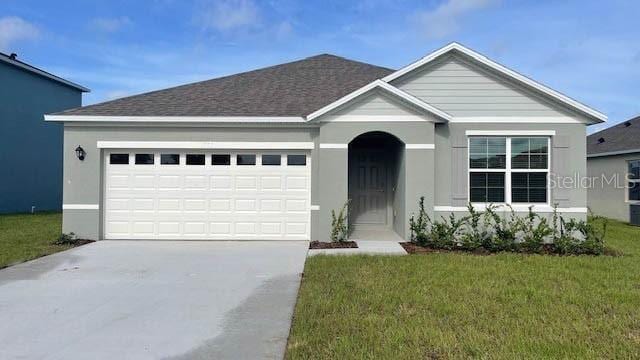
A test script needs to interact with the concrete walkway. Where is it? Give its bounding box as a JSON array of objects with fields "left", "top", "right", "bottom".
[
  {"left": 0, "top": 240, "right": 308, "bottom": 360},
  {"left": 307, "top": 240, "right": 407, "bottom": 256}
]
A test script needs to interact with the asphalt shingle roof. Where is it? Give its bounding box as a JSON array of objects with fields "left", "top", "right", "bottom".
[
  {"left": 56, "top": 54, "right": 393, "bottom": 117},
  {"left": 587, "top": 115, "right": 640, "bottom": 155}
]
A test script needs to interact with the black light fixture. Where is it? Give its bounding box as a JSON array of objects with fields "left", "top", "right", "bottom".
[{"left": 75, "top": 146, "right": 86, "bottom": 161}]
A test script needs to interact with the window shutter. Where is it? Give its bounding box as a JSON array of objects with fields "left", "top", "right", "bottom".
[
  {"left": 452, "top": 134, "right": 468, "bottom": 206},
  {"left": 552, "top": 136, "right": 570, "bottom": 207}
]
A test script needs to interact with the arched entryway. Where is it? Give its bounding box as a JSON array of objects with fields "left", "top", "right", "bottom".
[{"left": 348, "top": 131, "right": 404, "bottom": 240}]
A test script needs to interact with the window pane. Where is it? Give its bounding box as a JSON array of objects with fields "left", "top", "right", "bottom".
[
  {"left": 529, "top": 188, "right": 547, "bottom": 203},
  {"left": 186, "top": 154, "right": 205, "bottom": 165},
  {"left": 629, "top": 160, "right": 640, "bottom": 180},
  {"left": 530, "top": 138, "right": 548, "bottom": 153},
  {"left": 212, "top": 154, "right": 230, "bottom": 165},
  {"left": 487, "top": 188, "right": 505, "bottom": 202},
  {"left": 511, "top": 138, "right": 529, "bottom": 155},
  {"left": 511, "top": 172, "right": 548, "bottom": 203},
  {"left": 287, "top": 154, "right": 306, "bottom": 166},
  {"left": 470, "top": 187, "right": 487, "bottom": 202},
  {"left": 529, "top": 154, "right": 548, "bottom": 169},
  {"left": 161, "top": 154, "right": 179, "bottom": 165},
  {"left": 469, "top": 138, "right": 487, "bottom": 154},
  {"left": 110, "top": 153, "right": 129, "bottom": 164},
  {"left": 487, "top": 138, "right": 506, "bottom": 153},
  {"left": 469, "top": 154, "right": 488, "bottom": 169},
  {"left": 511, "top": 154, "right": 529, "bottom": 169},
  {"left": 237, "top": 154, "right": 256, "bottom": 165},
  {"left": 488, "top": 154, "right": 506, "bottom": 168},
  {"left": 629, "top": 182, "right": 640, "bottom": 201},
  {"left": 262, "top": 154, "right": 281, "bottom": 166},
  {"left": 135, "top": 154, "right": 154, "bottom": 165},
  {"left": 470, "top": 172, "right": 504, "bottom": 203}
]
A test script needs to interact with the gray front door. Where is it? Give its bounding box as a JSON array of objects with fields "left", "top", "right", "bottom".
[{"left": 349, "top": 149, "right": 387, "bottom": 225}]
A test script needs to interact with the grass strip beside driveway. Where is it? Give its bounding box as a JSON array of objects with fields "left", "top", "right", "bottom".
[{"left": 0, "top": 212, "right": 69, "bottom": 269}]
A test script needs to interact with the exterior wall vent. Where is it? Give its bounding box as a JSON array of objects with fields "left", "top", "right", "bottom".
[{"left": 598, "top": 137, "right": 605, "bottom": 144}]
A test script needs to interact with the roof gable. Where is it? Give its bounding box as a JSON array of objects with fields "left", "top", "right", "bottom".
[
  {"left": 383, "top": 43, "right": 606, "bottom": 123},
  {"left": 307, "top": 80, "right": 451, "bottom": 122}
]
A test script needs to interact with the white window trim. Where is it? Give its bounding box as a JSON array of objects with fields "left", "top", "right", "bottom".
[
  {"left": 468, "top": 136, "right": 551, "bottom": 206},
  {"left": 466, "top": 130, "right": 556, "bottom": 136},
  {"left": 626, "top": 159, "right": 640, "bottom": 203}
]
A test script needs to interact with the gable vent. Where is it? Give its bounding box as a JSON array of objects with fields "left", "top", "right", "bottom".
[{"left": 598, "top": 137, "right": 605, "bottom": 144}]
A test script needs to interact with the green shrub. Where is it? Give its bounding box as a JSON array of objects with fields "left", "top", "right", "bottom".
[
  {"left": 408, "top": 199, "right": 608, "bottom": 255},
  {"left": 330, "top": 201, "right": 350, "bottom": 242},
  {"left": 409, "top": 197, "right": 431, "bottom": 246},
  {"left": 55, "top": 232, "right": 77, "bottom": 245}
]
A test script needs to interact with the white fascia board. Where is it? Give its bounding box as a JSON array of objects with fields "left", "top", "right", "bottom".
[
  {"left": 306, "top": 80, "right": 452, "bottom": 122},
  {"left": 381, "top": 42, "right": 607, "bottom": 123},
  {"left": 465, "top": 130, "right": 556, "bottom": 136},
  {"left": 97, "top": 141, "right": 315, "bottom": 150},
  {"left": 320, "top": 115, "right": 429, "bottom": 122},
  {"left": 587, "top": 149, "right": 640, "bottom": 158},
  {"left": 450, "top": 116, "right": 587, "bottom": 124},
  {"left": 44, "top": 115, "right": 306, "bottom": 123}
]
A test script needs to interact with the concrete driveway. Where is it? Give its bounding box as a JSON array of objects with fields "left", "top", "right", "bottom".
[{"left": 0, "top": 241, "right": 308, "bottom": 360}]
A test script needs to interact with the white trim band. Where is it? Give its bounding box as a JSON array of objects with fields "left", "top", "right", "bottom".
[
  {"left": 465, "top": 130, "right": 556, "bottom": 136},
  {"left": 310, "top": 205, "right": 320, "bottom": 211},
  {"left": 63, "top": 204, "right": 100, "bottom": 210},
  {"left": 319, "top": 143, "right": 348, "bottom": 149},
  {"left": 434, "top": 205, "right": 587, "bottom": 213},
  {"left": 405, "top": 144, "right": 435, "bottom": 149},
  {"left": 319, "top": 115, "right": 429, "bottom": 122},
  {"left": 97, "top": 141, "right": 315, "bottom": 150},
  {"left": 46, "top": 115, "right": 306, "bottom": 123}
]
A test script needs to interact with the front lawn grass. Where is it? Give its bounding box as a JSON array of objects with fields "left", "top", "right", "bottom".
[
  {"left": 287, "top": 219, "right": 640, "bottom": 359},
  {"left": 0, "top": 212, "right": 69, "bottom": 268}
]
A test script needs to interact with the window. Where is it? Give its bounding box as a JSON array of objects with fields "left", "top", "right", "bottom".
[
  {"left": 109, "top": 153, "right": 129, "bottom": 164},
  {"left": 237, "top": 154, "right": 256, "bottom": 165},
  {"left": 161, "top": 154, "right": 179, "bottom": 165},
  {"left": 262, "top": 154, "right": 281, "bottom": 166},
  {"left": 212, "top": 154, "right": 230, "bottom": 165},
  {"left": 287, "top": 154, "right": 306, "bottom": 166},
  {"left": 469, "top": 137, "right": 549, "bottom": 204},
  {"left": 135, "top": 154, "right": 154, "bottom": 165},
  {"left": 186, "top": 154, "right": 205, "bottom": 165},
  {"left": 629, "top": 160, "right": 640, "bottom": 201}
]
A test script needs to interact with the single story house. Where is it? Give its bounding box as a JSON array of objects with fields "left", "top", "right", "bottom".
[
  {"left": 587, "top": 116, "right": 640, "bottom": 222},
  {"left": 1, "top": 52, "right": 88, "bottom": 213},
  {"left": 46, "top": 43, "right": 606, "bottom": 241}
]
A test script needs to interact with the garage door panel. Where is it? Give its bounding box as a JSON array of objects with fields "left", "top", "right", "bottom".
[{"left": 105, "top": 150, "right": 310, "bottom": 240}]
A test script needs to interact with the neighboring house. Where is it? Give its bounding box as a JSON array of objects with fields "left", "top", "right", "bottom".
[
  {"left": 587, "top": 116, "right": 640, "bottom": 222},
  {"left": 46, "top": 43, "right": 606, "bottom": 241},
  {"left": 0, "top": 52, "right": 88, "bottom": 213}
]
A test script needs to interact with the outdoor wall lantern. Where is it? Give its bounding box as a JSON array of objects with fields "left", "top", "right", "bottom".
[{"left": 75, "top": 146, "right": 86, "bottom": 161}]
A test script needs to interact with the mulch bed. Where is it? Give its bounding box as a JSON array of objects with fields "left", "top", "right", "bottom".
[
  {"left": 400, "top": 242, "right": 621, "bottom": 257},
  {"left": 309, "top": 241, "right": 358, "bottom": 249}
]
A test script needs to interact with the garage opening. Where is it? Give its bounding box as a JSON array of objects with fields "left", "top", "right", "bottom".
[
  {"left": 348, "top": 132, "right": 404, "bottom": 240},
  {"left": 104, "top": 150, "right": 311, "bottom": 240}
]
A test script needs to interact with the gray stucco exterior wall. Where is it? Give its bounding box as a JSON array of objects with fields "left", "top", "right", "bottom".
[
  {"left": 587, "top": 152, "right": 640, "bottom": 222},
  {"left": 0, "top": 61, "right": 82, "bottom": 213}
]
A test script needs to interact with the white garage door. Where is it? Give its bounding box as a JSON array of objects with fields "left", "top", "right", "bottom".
[{"left": 104, "top": 150, "right": 311, "bottom": 240}]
